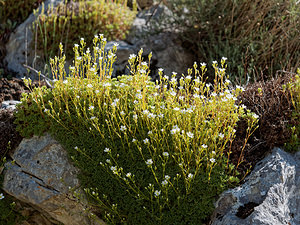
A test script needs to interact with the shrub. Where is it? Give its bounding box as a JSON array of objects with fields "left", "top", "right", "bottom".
[
  {"left": 15, "top": 36, "right": 258, "bottom": 224},
  {"left": 32, "top": 0, "right": 137, "bottom": 63},
  {"left": 159, "top": 0, "right": 300, "bottom": 83}
]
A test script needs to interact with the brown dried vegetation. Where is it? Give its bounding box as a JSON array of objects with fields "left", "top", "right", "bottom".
[{"left": 229, "top": 72, "right": 298, "bottom": 175}]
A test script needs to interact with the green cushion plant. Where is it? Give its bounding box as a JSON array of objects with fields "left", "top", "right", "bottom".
[{"left": 15, "top": 35, "right": 259, "bottom": 224}]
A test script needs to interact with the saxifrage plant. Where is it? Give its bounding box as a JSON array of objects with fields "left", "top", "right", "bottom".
[{"left": 15, "top": 35, "right": 259, "bottom": 224}]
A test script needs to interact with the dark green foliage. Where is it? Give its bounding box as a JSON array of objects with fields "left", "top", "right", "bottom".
[
  {"left": 14, "top": 86, "right": 53, "bottom": 138},
  {"left": 0, "top": 0, "right": 42, "bottom": 34}
]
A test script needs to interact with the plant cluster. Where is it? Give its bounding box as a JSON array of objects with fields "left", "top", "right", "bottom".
[
  {"left": 15, "top": 36, "right": 258, "bottom": 224},
  {"left": 32, "top": 0, "right": 137, "bottom": 63},
  {"left": 159, "top": 0, "right": 300, "bottom": 83}
]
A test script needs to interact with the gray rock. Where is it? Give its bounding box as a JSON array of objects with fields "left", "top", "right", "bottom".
[
  {"left": 1, "top": 100, "right": 21, "bottom": 110},
  {"left": 3, "top": 134, "right": 105, "bottom": 225},
  {"left": 4, "top": 0, "right": 63, "bottom": 79},
  {"left": 211, "top": 148, "right": 300, "bottom": 225}
]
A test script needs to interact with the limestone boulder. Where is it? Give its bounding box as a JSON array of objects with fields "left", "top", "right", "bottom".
[
  {"left": 2, "top": 134, "right": 105, "bottom": 225},
  {"left": 210, "top": 147, "right": 300, "bottom": 225}
]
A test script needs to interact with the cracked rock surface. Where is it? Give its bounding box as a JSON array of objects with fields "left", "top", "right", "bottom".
[
  {"left": 210, "top": 147, "right": 300, "bottom": 225},
  {"left": 3, "top": 134, "right": 105, "bottom": 225}
]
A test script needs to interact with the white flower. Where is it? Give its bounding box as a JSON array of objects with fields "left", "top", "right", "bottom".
[
  {"left": 110, "top": 166, "right": 117, "bottom": 173},
  {"left": 148, "top": 131, "right": 153, "bottom": 135},
  {"left": 129, "top": 54, "right": 136, "bottom": 60},
  {"left": 171, "top": 125, "right": 180, "bottom": 135},
  {"left": 179, "top": 96, "right": 185, "bottom": 101},
  {"left": 146, "top": 159, "right": 153, "bottom": 165},
  {"left": 200, "top": 62, "right": 206, "bottom": 67},
  {"left": 188, "top": 173, "right": 194, "bottom": 179},
  {"left": 241, "top": 104, "right": 247, "bottom": 109},
  {"left": 90, "top": 116, "right": 96, "bottom": 120},
  {"left": 0, "top": 193, "right": 4, "bottom": 200},
  {"left": 143, "top": 138, "right": 149, "bottom": 144},
  {"left": 74, "top": 146, "right": 78, "bottom": 150},
  {"left": 76, "top": 57, "right": 82, "bottom": 61},
  {"left": 126, "top": 172, "right": 132, "bottom": 177},
  {"left": 95, "top": 90, "right": 100, "bottom": 94},
  {"left": 185, "top": 75, "right": 192, "bottom": 80},
  {"left": 74, "top": 44, "right": 79, "bottom": 48},
  {"left": 158, "top": 68, "right": 164, "bottom": 72},
  {"left": 44, "top": 108, "right": 48, "bottom": 113},
  {"left": 89, "top": 105, "right": 94, "bottom": 110},
  {"left": 221, "top": 57, "right": 227, "bottom": 61},
  {"left": 136, "top": 93, "right": 143, "bottom": 99},
  {"left": 171, "top": 77, "right": 177, "bottom": 83},
  {"left": 63, "top": 80, "right": 68, "bottom": 84},
  {"left": 212, "top": 151, "right": 216, "bottom": 155},
  {"left": 87, "top": 84, "right": 93, "bottom": 88},
  {"left": 187, "top": 132, "right": 194, "bottom": 138},
  {"left": 165, "top": 175, "right": 170, "bottom": 180},
  {"left": 173, "top": 107, "right": 180, "bottom": 111},
  {"left": 202, "top": 144, "right": 208, "bottom": 148},
  {"left": 210, "top": 158, "right": 216, "bottom": 163},
  {"left": 170, "top": 91, "right": 176, "bottom": 96},
  {"left": 106, "top": 159, "right": 111, "bottom": 163},
  {"left": 141, "top": 62, "right": 147, "bottom": 66},
  {"left": 133, "top": 100, "right": 139, "bottom": 104},
  {"left": 104, "top": 148, "right": 110, "bottom": 153},
  {"left": 143, "top": 110, "right": 149, "bottom": 115},
  {"left": 120, "top": 125, "right": 127, "bottom": 132},
  {"left": 147, "top": 113, "right": 156, "bottom": 119},
  {"left": 120, "top": 111, "right": 125, "bottom": 115},
  {"left": 103, "top": 82, "right": 111, "bottom": 87},
  {"left": 162, "top": 152, "right": 169, "bottom": 157},
  {"left": 212, "top": 60, "right": 217, "bottom": 64},
  {"left": 161, "top": 128, "right": 164, "bottom": 132},
  {"left": 132, "top": 138, "right": 136, "bottom": 143},
  {"left": 178, "top": 86, "right": 183, "bottom": 90},
  {"left": 140, "top": 69, "right": 146, "bottom": 74},
  {"left": 161, "top": 180, "right": 168, "bottom": 186},
  {"left": 154, "top": 190, "right": 161, "bottom": 197},
  {"left": 172, "top": 72, "right": 177, "bottom": 76},
  {"left": 114, "top": 43, "right": 119, "bottom": 47},
  {"left": 133, "top": 114, "right": 138, "bottom": 120},
  {"left": 252, "top": 113, "right": 259, "bottom": 119},
  {"left": 194, "top": 94, "right": 200, "bottom": 98}
]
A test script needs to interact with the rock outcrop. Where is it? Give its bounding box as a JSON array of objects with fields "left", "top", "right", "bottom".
[
  {"left": 210, "top": 147, "right": 300, "bottom": 225},
  {"left": 2, "top": 134, "right": 105, "bottom": 225}
]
